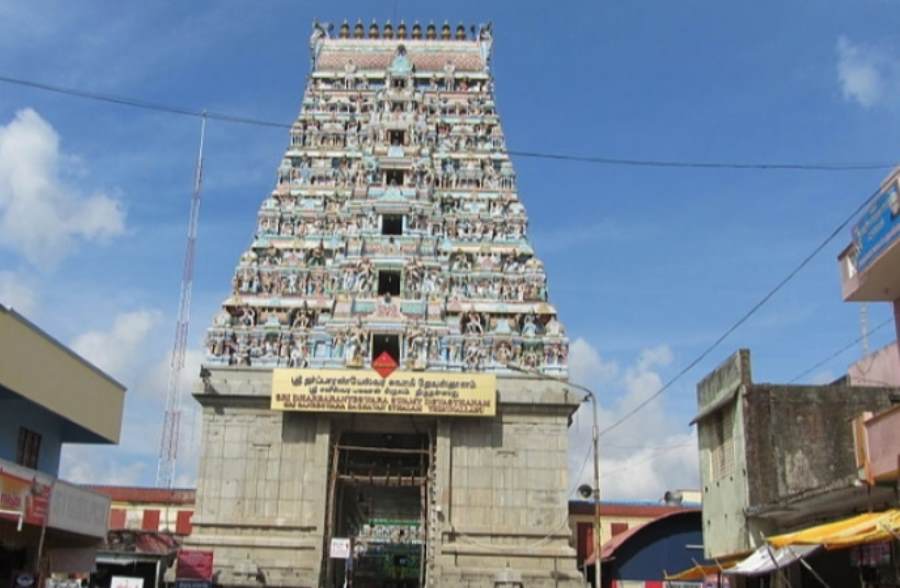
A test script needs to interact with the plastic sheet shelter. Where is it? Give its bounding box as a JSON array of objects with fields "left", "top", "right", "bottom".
[
  {"left": 767, "top": 509, "right": 900, "bottom": 550},
  {"left": 725, "top": 544, "right": 820, "bottom": 576}
]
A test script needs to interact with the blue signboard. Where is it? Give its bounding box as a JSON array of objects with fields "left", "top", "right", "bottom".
[{"left": 854, "top": 175, "right": 900, "bottom": 272}]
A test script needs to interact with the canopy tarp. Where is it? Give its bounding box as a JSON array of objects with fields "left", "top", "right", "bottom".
[
  {"left": 726, "top": 544, "right": 819, "bottom": 576},
  {"left": 768, "top": 509, "right": 900, "bottom": 550},
  {"left": 665, "top": 561, "right": 734, "bottom": 581}
]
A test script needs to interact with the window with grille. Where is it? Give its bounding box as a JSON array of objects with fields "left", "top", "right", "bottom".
[
  {"left": 16, "top": 428, "right": 41, "bottom": 469},
  {"left": 708, "top": 407, "right": 735, "bottom": 481}
]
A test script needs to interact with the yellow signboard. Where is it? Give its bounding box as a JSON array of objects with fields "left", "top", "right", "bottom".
[{"left": 271, "top": 369, "right": 496, "bottom": 417}]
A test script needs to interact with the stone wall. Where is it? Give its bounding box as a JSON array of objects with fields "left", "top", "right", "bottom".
[
  {"left": 188, "top": 398, "right": 331, "bottom": 586},
  {"left": 189, "top": 368, "right": 583, "bottom": 587},
  {"left": 430, "top": 379, "right": 582, "bottom": 586},
  {"left": 744, "top": 383, "right": 897, "bottom": 507},
  {"left": 695, "top": 350, "right": 757, "bottom": 560}
]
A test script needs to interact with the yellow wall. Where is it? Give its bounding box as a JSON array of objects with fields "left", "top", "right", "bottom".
[{"left": 0, "top": 308, "right": 125, "bottom": 443}]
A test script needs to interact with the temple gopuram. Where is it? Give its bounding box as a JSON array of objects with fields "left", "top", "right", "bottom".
[{"left": 189, "top": 19, "right": 583, "bottom": 587}]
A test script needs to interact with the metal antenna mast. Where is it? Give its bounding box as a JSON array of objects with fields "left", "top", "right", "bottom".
[{"left": 157, "top": 113, "right": 207, "bottom": 488}]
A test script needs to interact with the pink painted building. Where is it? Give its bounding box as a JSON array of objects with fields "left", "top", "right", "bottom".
[{"left": 838, "top": 167, "right": 900, "bottom": 386}]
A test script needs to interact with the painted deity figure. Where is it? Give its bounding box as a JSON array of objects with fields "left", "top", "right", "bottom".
[
  {"left": 545, "top": 317, "right": 565, "bottom": 337},
  {"left": 464, "top": 311, "right": 484, "bottom": 335},
  {"left": 290, "top": 336, "right": 308, "bottom": 367},
  {"left": 240, "top": 307, "right": 256, "bottom": 327},
  {"left": 521, "top": 313, "right": 538, "bottom": 337},
  {"left": 309, "top": 21, "right": 328, "bottom": 68}
]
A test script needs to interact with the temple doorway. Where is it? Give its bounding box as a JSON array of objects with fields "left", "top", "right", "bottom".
[{"left": 325, "top": 429, "right": 432, "bottom": 587}]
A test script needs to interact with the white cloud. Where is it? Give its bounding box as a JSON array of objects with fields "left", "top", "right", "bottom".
[
  {"left": 71, "top": 309, "right": 160, "bottom": 378},
  {"left": 568, "top": 339, "right": 699, "bottom": 501},
  {"left": 59, "top": 330, "right": 204, "bottom": 487},
  {"left": 569, "top": 337, "right": 619, "bottom": 387},
  {"left": 0, "top": 270, "right": 37, "bottom": 316},
  {"left": 61, "top": 445, "right": 148, "bottom": 486},
  {"left": 147, "top": 347, "right": 204, "bottom": 401},
  {"left": 0, "top": 109, "right": 126, "bottom": 267},
  {"left": 835, "top": 36, "right": 899, "bottom": 108}
]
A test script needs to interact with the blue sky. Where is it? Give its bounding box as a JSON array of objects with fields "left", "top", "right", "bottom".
[{"left": 1, "top": 1, "right": 898, "bottom": 498}]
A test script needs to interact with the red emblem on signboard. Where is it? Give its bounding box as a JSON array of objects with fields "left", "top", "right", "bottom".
[{"left": 372, "top": 351, "right": 398, "bottom": 379}]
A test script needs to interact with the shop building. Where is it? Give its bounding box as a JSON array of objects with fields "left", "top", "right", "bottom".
[
  {"left": 693, "top": 348, "right": 900, "bottom": 586},
  {"left": 0, "top": 305, "right": 125, "bottom": 586},
  {"left": 89, "top": 486, "right": 195, "bottom": 536}
]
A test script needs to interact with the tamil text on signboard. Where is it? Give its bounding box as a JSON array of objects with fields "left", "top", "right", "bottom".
[{"left": 271, "top": 369, "right": 496, "bottom": 417}]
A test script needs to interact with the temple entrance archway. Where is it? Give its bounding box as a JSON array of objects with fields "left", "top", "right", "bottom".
[{"left": 324, "top": 422, "right": 433, "bottom": 587}]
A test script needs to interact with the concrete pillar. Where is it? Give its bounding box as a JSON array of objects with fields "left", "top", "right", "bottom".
[{"left": 894, "top": 299, "right": 900, "bottom": 345}]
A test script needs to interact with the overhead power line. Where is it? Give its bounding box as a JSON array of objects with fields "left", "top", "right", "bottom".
[
  {"left": 0, "top": 74, "right": 291, "bottom": 129},
  {"left": 0, "top": 73, "right": 894, "bottom": 172},
  {"left": 1, "top": 72, "right": 892, "bottom": 432},
  {"left": 789, "top": 317, "right": 894, "bottom": 384},
  {"left": 508, "top": 150, "right": 892, "bottom": 171},
  {"left": 598, "top": 181, "right": 887, "bottom": 438}
]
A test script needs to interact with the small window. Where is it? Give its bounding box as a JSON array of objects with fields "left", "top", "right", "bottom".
[
  {"left": 388, "top": 130, "right": 406, "bottom": 146},
  {"left": 611, "top": 522, "right": 629, "bottom": 537},
  {"left": 372, "top": 334, "right": 400, "bottom": 364},
  {"left": 386, "top": 170, "right": 405, "bottom": 186},
  {"left": 378, "top": 270, "right": 401, "bottom": 296},
  {"left": 382, "top": 215, "right": 403, "bottom": 236},
  {"left": 16, "top": 428, "right": 41, "bottom": 469}
]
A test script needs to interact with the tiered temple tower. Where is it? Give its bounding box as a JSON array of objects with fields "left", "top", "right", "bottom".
[{"left": 190, "top": 20, "right": 582, "bottom": 587}]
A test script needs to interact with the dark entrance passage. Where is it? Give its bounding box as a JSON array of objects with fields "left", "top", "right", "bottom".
[{"left": 326, "top": 431, "right": 431, "bottom": 588}]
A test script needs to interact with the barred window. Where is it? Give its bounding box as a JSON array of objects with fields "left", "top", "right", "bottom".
[{"left": 16, "top": 427, "right": 41, "bottom": 469}]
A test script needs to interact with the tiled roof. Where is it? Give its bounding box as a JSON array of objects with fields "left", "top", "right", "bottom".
[{"left": 87, "top": 485, "right": 196, "bottom": 505}]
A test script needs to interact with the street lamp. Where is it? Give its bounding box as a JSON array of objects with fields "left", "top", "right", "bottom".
[{"left": 507, "top": 364, "right": 602, "bottom": 587}]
